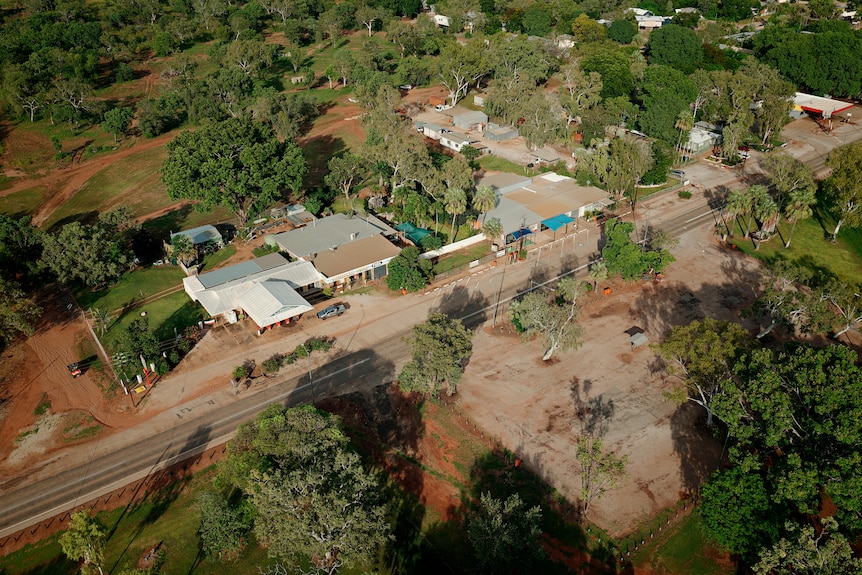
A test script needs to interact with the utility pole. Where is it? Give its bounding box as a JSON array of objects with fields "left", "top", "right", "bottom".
[{"left": 299, "top": 343, "right": 315, "bottom": 405}]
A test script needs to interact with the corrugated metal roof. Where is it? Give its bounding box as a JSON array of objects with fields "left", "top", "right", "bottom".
[
  {"left": 170, "top": 224, "right": 223, "bottom": 246},
  {"left": 239, "top": 280, "right": 313, "bottom": 328},
  {"left": 272, "top": 213, "right": 397, "bottom": 259},
  {"left": 197, "top": 252, "right": 287, "bottom": 289},
  {"left": 313, "top": 235, "right": 400, "bottom": 279},
  {"left": 184, "top": 259, "right": 326, "bottom": 319}
]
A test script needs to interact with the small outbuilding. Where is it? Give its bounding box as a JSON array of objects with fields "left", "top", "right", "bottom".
[{"left": 484, "top": 123, "right": 519, "bottom": 142}]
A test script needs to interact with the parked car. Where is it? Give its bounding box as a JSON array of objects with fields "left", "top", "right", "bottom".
[
  {"left": 670, "top": 169, "right": 686, "bottom": 179},
  {"left": 317, "top": 304, "right": 346, "bottom": 320}
]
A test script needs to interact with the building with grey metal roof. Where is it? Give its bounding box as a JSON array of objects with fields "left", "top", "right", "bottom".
[
  {"left": 477, "top": 172, "right": 611, "bottom": 243},
  {"left": 170, "top": 224, "right": 224, "bottom": 247},
  {"left": 272, "top": 213, "right": 397, "bottom": 260}
]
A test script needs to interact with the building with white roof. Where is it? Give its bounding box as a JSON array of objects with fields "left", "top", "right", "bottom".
[{"left": 183, "top": 253, "right": 325, "bottom": 329}]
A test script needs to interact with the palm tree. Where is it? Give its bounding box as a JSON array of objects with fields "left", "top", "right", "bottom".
[
  {"left": 749, "top": 185, "right": 773, "bottom": 237},
  {"left": 783, "top": 187, "right": 816, "bottom": 248},
  {"left": 482, "top": 217, "right": 503, "bottom": 246},
  {"left": 752, "top": 192, "right": 778, "bottom": 250},
  {"left": 472, "top": 185, "right": 497, "bottom": 224},
  {"left": 89, "top": 307, "right": 110, "bottom": 335},
  {"left": 726, "top": 189, "right": 754, "bottom": 238},
  {"left": 674, "top": 109, "right": 694, "bottom": 160},
  {"left": 444, "top": 187, "right": 467, "bottom": 244},
  {"left": 589, "top": 261, "right": 608, "bottom": 291}
]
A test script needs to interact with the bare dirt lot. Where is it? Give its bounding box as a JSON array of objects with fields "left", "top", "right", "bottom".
[{"left": 457, "top": 222, "right": 763, "bottom": 537}]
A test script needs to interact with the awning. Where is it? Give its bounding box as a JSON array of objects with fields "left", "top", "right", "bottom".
[
  {"left": 511, "top": 229, "right": 533, "bottom": 240},
  {"left": 542, "top": 214, "right": 574, "bottom": 231}
]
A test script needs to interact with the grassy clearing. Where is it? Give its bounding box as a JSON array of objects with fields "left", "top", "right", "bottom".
[
  {"left": 432, "top": 239, "right": 494, "bottom": 275},
  {"left": 199, "top": 244, "right": 237, "bottom": 272},
  {"left": 0, "top": 184, "right": 46, "bottom": 217},
  {"left": 100, "top": 291, "right": 204, "bottom": 354},
  {"left": 726, "top": 212, "right": 862, "bottom": 283},
  {"left": 633, "top": 511, "right": 732, "bottom": 575},
  {"left": 33, "top": 393, "right": 51, "bottom": 416},
  {"left": 478, "top": 155, "right": 530, "bottom": 174},
  {"left": 45, "top": 146, "right": 171, "bottom": 228},
  {"left": 77, "top": 267, "right": 185, "bottom": 313}
]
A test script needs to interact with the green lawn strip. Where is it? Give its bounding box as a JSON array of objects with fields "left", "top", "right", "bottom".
[
  {"left": 0, "top": 534, "right": 77, "bottom": 575},
  {"left": 633, "top": 510, "right": 731, "bottom": 575},
  {"left": 76, "top": 267, "right": 186, "bottom": 313},
  {"left": 199, "top": 244, "right": 237, "bottom": 272},
  {"left": 726, "top": 213, "right": 862, "bottom": 283},
  {"left": 99, "top": 291, "right": 204, "bottom": 355},
  {"left": 0, "top": 184, "right": 45, "bottom": 217},
  {"left": 432, "top": 239, "right": 493, "bottom": 275},
  {"left": 44, "top": 146, "right": 171, "bottom": 228},
  {"left": 478, "top": 155, "right": 531, "bottom": 174}
]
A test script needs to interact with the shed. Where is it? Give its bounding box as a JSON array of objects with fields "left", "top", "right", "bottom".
[
  {"left": 532, "top": 147, "right": 561, "bottom": 165},
  {"left": 630, "top": 332, "right": 649, "bottom": 348},
  {"left": 422, "top": 123, "right": 447, "bottom": 140},
  {"left": 484, "top": 123, "right": 519, "bottom": 142},
  {"left": 448, "top": 109, "right": 488, "bottom": 131},
  {"left": 170, "top": 224, "right": 223, "bottom": 248}
]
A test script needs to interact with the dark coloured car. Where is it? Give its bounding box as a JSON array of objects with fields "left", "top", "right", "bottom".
[{"left": 316, "top": 304, "right": 346, "bottom": 320}]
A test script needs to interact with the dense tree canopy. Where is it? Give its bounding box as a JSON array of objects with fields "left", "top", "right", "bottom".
[
  {"left": 398, "top": 312, "right": 473, "bottom": 396},
  {"left": 162, "top": 118, "right": 307, "bottom": 227},
  {"left": 647, "top": 25, "right": 703, "bottom": 73},
  {"left": 219, "top": 404, "right": 390, "bottom": 574}
]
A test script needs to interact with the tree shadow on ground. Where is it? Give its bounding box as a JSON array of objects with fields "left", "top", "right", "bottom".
[
  {"left": 46, "top": 210, "right": 100, "bottom": 233},
  {"left": 629, "top": 249, "right": 763, "bottom": 337},
  {"left": 139, "top": 204, "right": 194, "bottom": 240},
  {"left": 420, "top": 448, "right": 619, "bottom": 575},
  {"left": 570, "top": 376, "right": 615, "bottom": 438},
  {"left": 300, "top": 134, "right": 346, "bottom": 189},
  {"left": 430, "top": 285, "right": 490, "bottom": 330},
  {"left": 668, "top": 403, "right": 724, "bottom": 498},
  {"left": 316, "top": 380, "right": 428, "bottom": 575}
]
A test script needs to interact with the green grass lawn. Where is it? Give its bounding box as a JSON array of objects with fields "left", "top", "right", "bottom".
[
  {"left": 634, "top": 511, "right": 732, "bottom": 575},
  {"left": 727, "top": 212, "right": 862, "bottom": 284},
  {"left": 45, "top": 146, "right": 171, "bottom": 229},
  {"left": 478, "top": 155, "right": 531, "bottom": 174},
  {"left": 0, "top": 184, "right": 46, "bottom": 217},
  {"left": 432, "top": 239, "right": 494, "bottom": 275}
]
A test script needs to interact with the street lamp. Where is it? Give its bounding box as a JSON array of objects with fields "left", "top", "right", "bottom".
[{"left": 299, "top": 343, "right": 315, "bottom": 405}]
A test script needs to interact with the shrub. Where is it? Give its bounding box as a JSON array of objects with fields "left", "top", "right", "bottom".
[
  {"left": 678, "top": 190, "right": 693, "bottom": 199},
  {"left": 232, "top": 365, "right": 248, "bottom": 380}
]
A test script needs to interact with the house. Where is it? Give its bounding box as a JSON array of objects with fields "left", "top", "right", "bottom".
[
  {"left": 476, "top": 172, "right": 612, "bottom": 245},
  {"left": 636, "top": 15, "right": 667, "bottom": 29},
  {"left": 311, "top": 235, "right": 401, "bottom": 288},
  {"left": 182, "top": 253, "right": 325, "bottom": 330},
  {"left": 484, "top": 123, "right": 519, "bottom": 142},
  {"left": 440, "top": 132, "right": 479, "bottom": 153},
  {"left": 272, "top": 213, "right": 400, "bottom": 289},
  {"left": 167, "top": 224, "right": 224, "bottom": 264},
  {"left": 439, "top": 107, "right": 488, "bottom": 131},
  {"left": 685, "top": 122, "right": 722, "bottom": 154}
]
